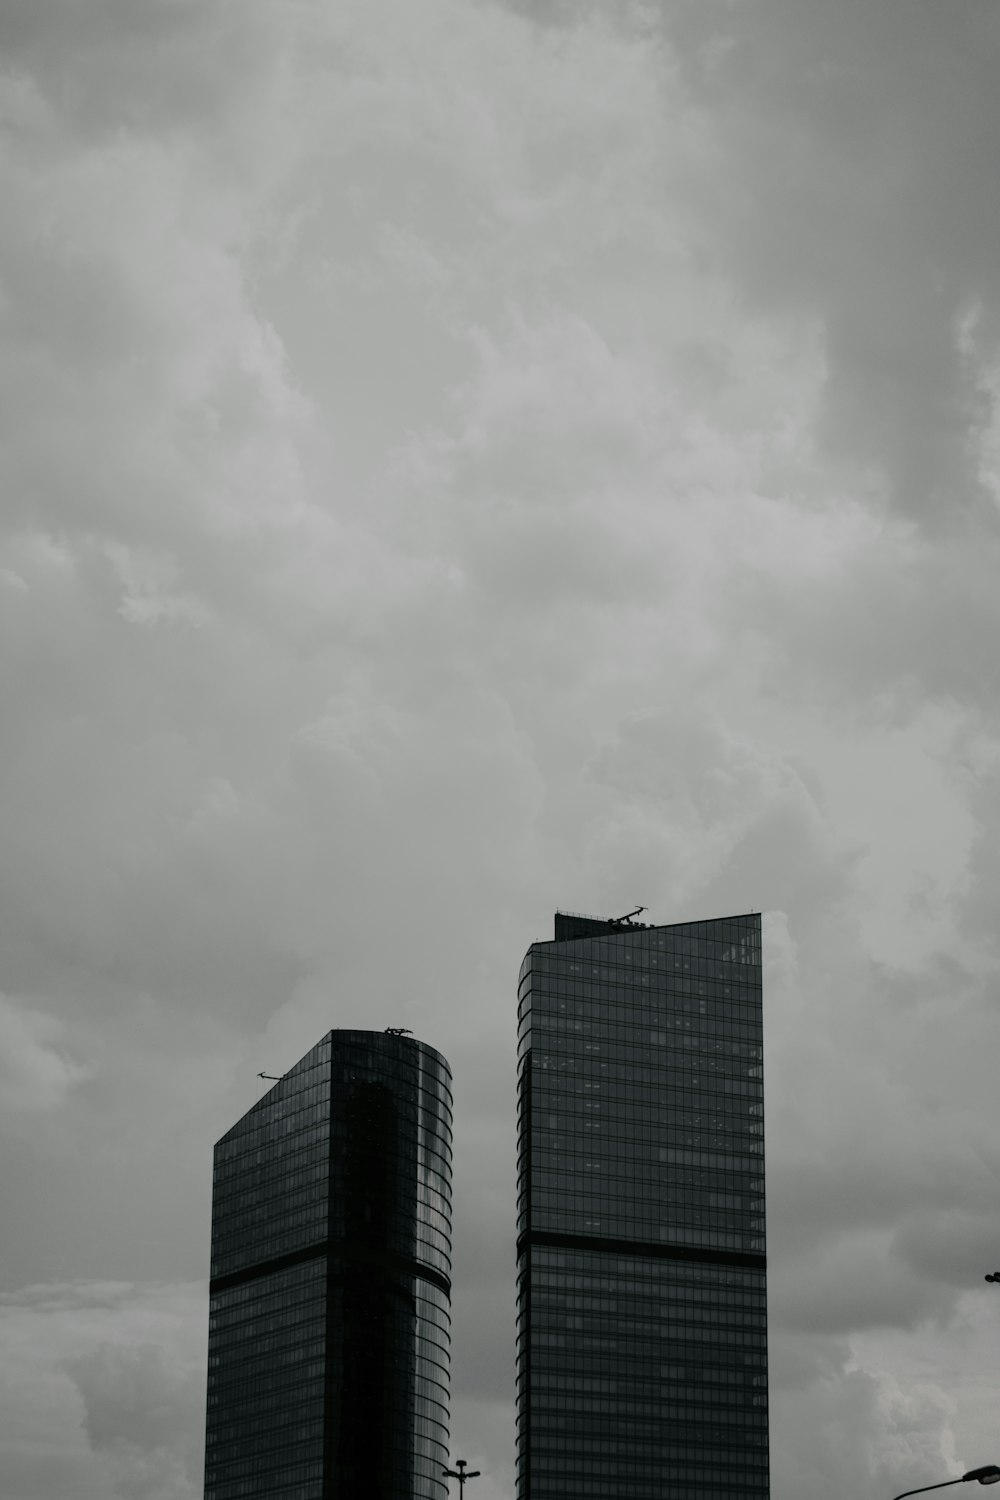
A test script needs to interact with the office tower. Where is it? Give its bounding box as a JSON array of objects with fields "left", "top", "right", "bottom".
[
  {"left": 205, "top": 1030, "right": 453, "bottom": 1500},
  {"left": 516, "top": 912, "right": 768, "bottom": 1500}
]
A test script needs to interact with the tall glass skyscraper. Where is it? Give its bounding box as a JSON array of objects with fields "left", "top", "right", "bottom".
[
  {"left": 516, "top": 913, "right": 768, "bottom": 1500},
  {"left": 205, "top": 1029, "right": 453, "bottom": 1500}
]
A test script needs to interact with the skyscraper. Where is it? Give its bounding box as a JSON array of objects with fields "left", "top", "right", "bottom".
[
  {"left": 516, "top": 912, "right": 768, "bottom": 1500},
  {"left": 205, "top": 1029, "right": 453, "bottom": 1500}
]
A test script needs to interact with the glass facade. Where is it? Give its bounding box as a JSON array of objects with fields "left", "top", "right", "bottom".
[
  {"left": 516, "top": 913, "right": 768, "bottom": 1500},
  {"left": 205, "top": 1030, "right": 453, "bottom": 1500}
]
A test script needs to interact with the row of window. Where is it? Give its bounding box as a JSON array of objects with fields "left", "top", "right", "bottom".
[
  {"left": 331, "top": 1050, "right": 453, "bottom": 1089},
  {"left": 532, "top": 1093, "right": 763, "bottom": 1124},
  {"left": 529, "top": 1099, "right": 763, "bottom": 1126},
  {"left": 523, "top": 1007, "right": 762, "bottom": 1038},
  {"left": 524, "top": 1371, "right": 766, "bottom": 1402},
  {"left": 519, "top": 994, "right": 763, "bottom": 1029},
  {"left": 532, "top": 1045, "right": 765, "bottom": 1076},
  {"left": 524, "top": 954, "right": 758, "bottom": 978},
  {"left": 528, "top": 1190, "right": 764, "bottom": 1224},
  {"left": 532, "top": 1324, "right": 768, "bottom": 1349},
  {"left": 541, "top": 1082, "right": 765, "bottom": 1115},
  {"left": 531, "top": 1079, "right": 764, "bottom": 1109},
  {"left": 523, "top": 1013, "right": 763, "bottom": 1050},
  {"left": 528, "top": 1133, "right": 766, "bottom": 1168},
  {"left": 214, "top": 1222, "right": 452, "bottom": 1276},
  {"left": 531, "top": 1246, "right": 765, "bottom": 1278},
  {"left": 214, "top": 1159, "right": 327, "bottom": 1207},
  {"left": 529, "top": 1195, "right": 763, "bottom": 1231},
  {"left": 209, "top": 1309, "right": 327, "bottom": 1352},
  {"left": 527, "top": 1335, "right": 771, "bottom": 1360},
  {"left": 521, "top": 1335, "right": 770, "bottom": 1364},
  {"left": 521, "top": 1029, "right": 760, "bottom": 1066},
  {"left": 528, "top": 1221, "right": 765, "bottom": 1254},
  {"left": 533, "top": 1135, "right": 764, "bottom": 1164},
  {"left": 528, "top": 1425, "right": 770, "bottom": 1454},
  {"left": 523, "top": 994, "right": 763, "bottom": 1028},
  {"left": 215, "top": 1138, "right": 329, "bottom": 1183},
  {"left": 536, "top": 1152, "right": 761, "bottom": 1188},
  {"left": 518, "top": 1325, "right": 769, "bottom": 1357},
  {"left": 529, "top": 1454, "right": 767, "bottom": 1476},
  {"left": 524, "top": 1146, "right": 767, "bottom": 1170},
  {"left": 530, "top": 1191, "right": 764, "bottom": 1223},
  {"left": 525, "top": 976, "right": 763, "bottom": 1006},
  {"left": 530, "top": 1416, "right": 768, "bottom": 1442},
  {"left": 528, "top": 1372, "right": 766, "bottom": 1404},
  {"left": 218, "top": 1127, "right": 454, "bottom": 1182},
  {"left": 532, "top": 1301, "right": 765, "bottom": 1325},
  {"left": 218, "top": 1099, "right": 453, "bottom": 1157},
  {"left": 206, "top": 1469, "right": 323, "bottom": 1500},
  {"left": 525, "top": 1145, "right": 764, "bottom": 1176},
  {"left": 214, "top": 1411, "right": 448, "bottom": 1457},
  {"left": 206, "top": 1407, "right": 323, "bottom": 1444},
  {"left": 211, "top": 1317, "right": 449, "bottom": 1365},
  {"left": 212, "top": 1199, "right": 327, "bottom": 1244},
  {"left": 208, "top": 1295, "right": 330, "bottom": 1335},
  {"left": 533, "top": 1288, "right": 766, "bottom": 1313},
  {"left": 234, "top": 1078, "right": 330, "bottom": 1115},
  {"left": 531, "top": 1299, "right": 767, "bottom": 1327},
  {"left": 537, "top": 1037, "right": 765, "bottom": 1068},
  {"left": 527, "top": 948, "right": 762, "bottom": 976},
  {"left": 217, "top": 1110, "right": 332, "bottom": 1152},
  {"left": 209, "top": 1340, "right": 324, "bottom": 1377},
  {"left": 206, "top": 1440, "right": 326, "bottom": 1480},
  {"left": 520, "top": 1486, "right": 766, "bottom": 1500},
  {"left": 216, "top": 1149, "right": 453, "bottom": 1201},
  {"left": 211, "top": 1262, "right": 325, "bottom": 1306},
  {"left": 534, "top": 1124, "right": 764, "bottom": 1151},
  {"left": 227, "top": 1081, "right": 455, "bottom": 1126}
]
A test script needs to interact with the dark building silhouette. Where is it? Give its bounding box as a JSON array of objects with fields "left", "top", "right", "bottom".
[
  {"left": 205, "top": 1030, "right": 453, "bottom": 1500},
  {"left": 516, "top": 913, "right": 768, "bottom": 1500}
]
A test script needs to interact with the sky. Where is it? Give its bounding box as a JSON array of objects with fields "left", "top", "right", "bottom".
[{"left": 2, "top": 1, "right": 1000, "bottom": 1496}]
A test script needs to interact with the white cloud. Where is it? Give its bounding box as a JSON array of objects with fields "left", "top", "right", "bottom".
[
  {"left": 0, "top": 997, "right": 89, "bottom": 1113},
  {"left": 0, "top": 1281, "right": 204, "bottom": 1500},
  {"left": 67, "top": 1341, "right": 200, "bottom": 1500}
]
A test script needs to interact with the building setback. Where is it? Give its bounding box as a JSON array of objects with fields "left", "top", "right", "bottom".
[
  {"left": 205, "top": 1029, "right": 453, "bottom": 1500},
  {"left": 516, "top": 913, "right": 769, "bottom": 1500}
]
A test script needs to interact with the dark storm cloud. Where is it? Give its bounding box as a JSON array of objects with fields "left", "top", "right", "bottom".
[
  {"left": 0, "top": 0, "right": 276, "bottom": 137},
  {"left": 660, "top": 0, "right": 1000, "bottom": 525}
]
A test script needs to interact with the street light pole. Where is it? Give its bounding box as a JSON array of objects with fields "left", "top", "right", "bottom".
[
  {"left": 892, "top": 1467, "right": 1000, "bottom": 1500},
  {"left": 443, "top": 1458, "right": 481, "bottom": 1498}
]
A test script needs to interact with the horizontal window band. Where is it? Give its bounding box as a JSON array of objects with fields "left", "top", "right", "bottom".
[
  {"left": 517, "top": 1229, "right": 766, "bottom": 1272},
  {"left": 210, "top": 1239, "right": 451, "bottom": 1298}
]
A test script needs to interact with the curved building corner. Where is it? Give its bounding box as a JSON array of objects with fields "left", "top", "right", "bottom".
[{"left": 205, "top": 1029, "right": 453, "bottom": 1500}]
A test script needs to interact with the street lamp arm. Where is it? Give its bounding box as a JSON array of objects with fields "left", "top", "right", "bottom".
[
  {"left": 892, "top": 1481, "right": 964, "bottom": 1500},
  {"left": 893, "top": 1471, "right": 1000, "bottom": 1500}
]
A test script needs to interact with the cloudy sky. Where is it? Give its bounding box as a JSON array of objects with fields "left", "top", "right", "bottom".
[{"left": 3, "top": 1, "right": 1000, "bottom": 1496}]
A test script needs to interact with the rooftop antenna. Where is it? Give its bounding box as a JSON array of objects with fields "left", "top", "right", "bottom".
[
  {"left": 610, "top": 905, "right": 647, "bottom": 926},
  {"left": 385, "top": 1027, "right": 412, "bottom": 1036},
  {"left": 257, "top": 1072, "right": 282, "bottom": 1081}
]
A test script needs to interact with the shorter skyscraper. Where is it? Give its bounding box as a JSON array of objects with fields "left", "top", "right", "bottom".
[{"left": 205, "top": 1029, "right": 453, "bottom": 1500}]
